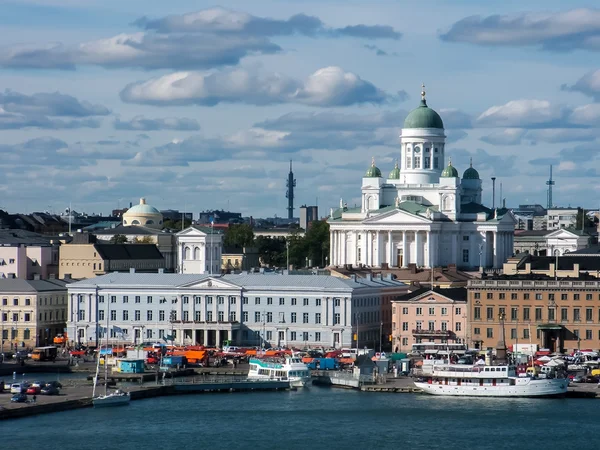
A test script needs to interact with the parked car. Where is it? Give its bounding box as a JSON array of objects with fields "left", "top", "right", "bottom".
[
  {"left": 26, "top": 386, "right": 41, "bottom": 395},
  {"left": 45, "top": 380, "right": 62, "bottom": 389},
  {"left": 31, "top": 381, "right": 45, "bottom": 388},
  {"left": 41, "top": 386, "right": 59, "bottom": 395},
  {"left": 572, "top": 375, "right": 585, "bottom": 383},
  {"left": 10, "top": 393, "right": 27, "bottom": 403},
  {"left": 10, "top": 383, "right": 26, "bottom": 394}
]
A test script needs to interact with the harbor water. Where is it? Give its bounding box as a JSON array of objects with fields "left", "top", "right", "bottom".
[{"left": 1, "top": 387, "right": 596, "bottom": 450}]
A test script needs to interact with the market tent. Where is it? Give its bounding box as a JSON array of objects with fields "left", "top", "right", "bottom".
[{"left": 537, "top": 355, "right": 552, "bottom": 362}]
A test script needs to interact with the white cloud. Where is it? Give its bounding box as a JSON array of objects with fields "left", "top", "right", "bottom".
[
  {"left": 476, "top": 99, "right": 567, "bottom": 127},
  {"left": 135, "top": 7, "right": 401, "bottom": 40},
  {"left": 120, "top": 66, "right": 391, "bottom": 107},
  {"left": 480, "top": 128, "right": 526, "bottom": 145},
  {"left": 441, "top": 8, "right": 600, "bottom": 51},
  {"left": 569, "top": 103, "right": 600, "bottom": 125},
  {"left": 114, "top": 116, "right": 200, "bottom": 131},
  {"left": 562, "top": 70, "right": 600, "bottom": 100}
]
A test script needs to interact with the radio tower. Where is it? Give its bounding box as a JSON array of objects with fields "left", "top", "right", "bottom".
[
  {"left": 286, "top": 160, "right": 296, "bottom": 220},
  {"left": 546, "top": 165, "right": 555, "bottom": 209}
]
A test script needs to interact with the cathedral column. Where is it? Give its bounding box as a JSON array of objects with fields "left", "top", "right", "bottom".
[
  {"left": 451, "top": 232, "right": 458, "bottom": 265},
  {"left": 479, "top": 231, "right": 487, "bottom": 269},
  {"left": 342, "top": 231, "right": 347, "bottom": 265},
  {"left": 361, "top": 231, "right": 367, "bottom": 266},
  {"left": 414, "top": 231, "right": 420, "bottom": 266},
  {"left": 375, "top": 231, "right": 381, "bottom": 267},
  {"left": 387, "top": 231, "right": 393, "bottom": 267},
  {"left": 426, "top": 231, "right": 432, "bottom": 268},
  {"left": 366, "top": 231, "right": 371, "bottom": 266},
  {"left": 329, "top": 230, "right": 334, "bottom": 266},
  {"left": 402, "top": 231, "right": 408, "bottom": 268},
  {"left": 493, "top": 231, "right": 499, "bottom": 268}
]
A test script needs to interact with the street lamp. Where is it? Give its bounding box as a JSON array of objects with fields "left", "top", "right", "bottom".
[
  {"left": 379, "top": 322, "right": 383, "bottom": 354},
  {"left": 286, "top": 240, "right": 290, "bottom": 270}
]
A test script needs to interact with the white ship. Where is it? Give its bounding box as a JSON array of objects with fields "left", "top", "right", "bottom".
[
  {"left": 248, "top": 356, "right": 311, "bottom": 388},
  {"left": 414, "top": 361, "right": 568, "bottom": 398}
]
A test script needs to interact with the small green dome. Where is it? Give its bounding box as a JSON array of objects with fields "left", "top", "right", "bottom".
[
  {"left": 462, "top": 158, "right": 480, "bottom": 180},
  {"left": 365, "top": 157, "right": 382, "bottom": 178},
  {"left": 441, "top": 160, "right": 459, "bottom": 178},
  {"left": 388, "top": 161, "right": 400, "bottom": 179},
  {"left": 403, "top": 86, "right": 444, "bottom": 129}
]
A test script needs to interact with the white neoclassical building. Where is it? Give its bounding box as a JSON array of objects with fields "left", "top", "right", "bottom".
[
  {"left": 328, "top": 88, "right": 515, "bottom": 270},
  {"left": 176, "top": 226, "right": 223, "bottom": 274}
]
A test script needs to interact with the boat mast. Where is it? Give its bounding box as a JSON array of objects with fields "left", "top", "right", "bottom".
[{"left": 105, "top": 303, "right": 109, "bottom": 396}]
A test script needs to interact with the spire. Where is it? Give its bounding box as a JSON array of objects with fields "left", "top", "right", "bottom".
[
  {"left": 289, "top": 159, "right": 292, "bottom": 172},
  {"left": 469, "top": 157, "right": 473, "bottom": 168},
  {"left": 371, "top": 156, "right": 376, "bottom": 167},
  {"left": 394, "top": 160, "right": 399, "bottom": 169},
  {"left": 420, "top": 83, "right": 427, "bottom": 106},
  {"left": 448, "top": 157, "right": 452, "bottom": 166}
]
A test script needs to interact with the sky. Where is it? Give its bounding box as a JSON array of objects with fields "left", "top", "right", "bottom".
[{"left": 1, "top": 0, "right": 600, "bottom": 217}]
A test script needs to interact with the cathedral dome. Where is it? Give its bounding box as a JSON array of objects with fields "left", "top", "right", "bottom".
[
  {"left": 441, "top": 160, "right": 459, "bottom": 178},
  {"left": 403, "top": 86, "right": 444, "bottom": 129},
  {"left": 365, "top": 158, "right": 382, "bottom": 178},
  {"left": 388, "top": 161, "right": 400, "bottom": 179},
  {"left": 462, "top": 159, "right": 480, "bottom": 180},
  {"left": 122, "top": 198, "right": 163, "bottom": 229}
]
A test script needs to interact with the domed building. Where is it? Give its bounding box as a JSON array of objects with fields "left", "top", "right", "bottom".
[
  {"left": 122, "top": 198, "right": 163, "bottom": 230},
  {"left": 328, "top": 86, "right": 514, "bottom": 270}
]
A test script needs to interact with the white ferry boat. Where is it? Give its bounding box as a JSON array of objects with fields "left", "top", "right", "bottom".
[
  {"left": 414, "top": 361, "right": 568, "bottom": 397},
  {"left": 248, "top": 356, "right": 311, "bottom": 388}
]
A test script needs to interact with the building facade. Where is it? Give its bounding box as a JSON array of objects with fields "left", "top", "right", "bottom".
[
  {"left": 176, "top": 226, "right": 223, "bottom": 275},
  {"left": 66, "top": 272, "right": 408, "bottom": 349},
  {"left": 468, "top": 278, "right": 600, "bottom": 353},
  {"left": 328, "top": 89, "right": 515, "bottom": 270},
  {"left": 300, "top": 205, "right": 319, "bottom": 230},
  {"left": 391, "top": 288, "right": 467, "bottom": 352},
  {"left": 0, "top": 278, "right": 69, "bottom": 350},
  {"left": 547, "top": 207, "right": 579, "bottom": 231}
]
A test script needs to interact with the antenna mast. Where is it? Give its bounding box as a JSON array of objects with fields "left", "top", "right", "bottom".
[{"left": 546, "top": 165, "right": 555, "bottom": 209}]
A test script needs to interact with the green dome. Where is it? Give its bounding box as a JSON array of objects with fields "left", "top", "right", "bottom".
[
  {"left": 365, "top": 158, "right": 382, "bottom": 178},
  {"left": 403, "top": 86, "right": 444, "bottom": 129},
  {"left": 388, "top": 161, "right": 400, "bottom": 179},
  {"left": 441, "top": 160, "right": 459, "bottom": 178},
  {"left": 462, "top": 159, "right": 480, "bottom": 180}
]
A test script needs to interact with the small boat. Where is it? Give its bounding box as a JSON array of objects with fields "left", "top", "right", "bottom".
[
  {"left": 248, "top": 355, "right": 311, "bottom": 388},
  {"left": 414, "top": 360, "right": 568, "bottom": 398},
  {"left": 93, "top": 389, "right": 131, "bottom": 407}
]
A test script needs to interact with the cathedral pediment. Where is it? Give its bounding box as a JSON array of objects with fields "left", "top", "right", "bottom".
[{"left": 363, "top": 208, "right": 431, "bottom": 224}]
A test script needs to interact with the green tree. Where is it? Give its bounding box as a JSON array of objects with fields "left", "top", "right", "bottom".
[
  {"left": 255, "top": 236, "right": 286, "bottom": 267},
  {"left": 304, "top": 220, "right": 330, "bottom": 266},
  {"left": 110, "top": 234, "right": 128, "bottom": 244},
  {"left": 163, "top": 219, "right": 192, "bottom": 230},
  {"left": 575, "top": 209, "right": 594, "bottom": 231},
  {"left": 224, "top": 224, "right": 255, "bottom": 248}
]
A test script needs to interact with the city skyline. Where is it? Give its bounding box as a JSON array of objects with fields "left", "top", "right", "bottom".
[{"left": 1, "top": 1, "right": 599, "bottom": 216}]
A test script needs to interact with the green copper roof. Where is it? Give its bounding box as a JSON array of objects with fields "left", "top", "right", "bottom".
[
  {"left": 365, "top": 158, "right": 382, "bottom": 178},
  {"left": 441, "top": 160, "right": 459, "bottom": 178},
  {"left": 462, "top": 158, "right": 480, "bottom": 180},
  {"left": 388, "top": 161, "right": 400, "bottom": 179},
  {"left": 403, "top": 87, "right": 444, "bottom": 130}
]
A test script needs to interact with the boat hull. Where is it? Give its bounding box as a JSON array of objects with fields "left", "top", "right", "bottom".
[
  {"left": 93, "top": 393, "right": 131, "bottom": 407},
  {"left": 414, "top": 378, "right": 568, "bottom": 398}
]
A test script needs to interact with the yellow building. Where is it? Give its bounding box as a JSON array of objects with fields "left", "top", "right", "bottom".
[{"left": 0, "top": 277, "right": 70, "bottom": 350}]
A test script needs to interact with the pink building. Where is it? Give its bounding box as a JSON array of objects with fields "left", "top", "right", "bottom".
[
  {"left": 0, "top": 245, "right": 58, "bottom": 280},
  {"left": 391, "top": 287, "right": 467, "bottom": 352}
]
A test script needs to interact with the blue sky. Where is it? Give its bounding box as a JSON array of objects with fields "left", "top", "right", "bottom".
[{"left": 1, "top": 0, "right": 600, "bottom": 217}]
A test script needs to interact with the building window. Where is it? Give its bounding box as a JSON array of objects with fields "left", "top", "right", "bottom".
[
  {"left": 486, "top": 328, "right": 493, "bottom": 338},
  {"left": 524, "top": 293, "right": 530, "bottom": 300},
  {"left": 474, "top": 307, "right": 481, "bottom": 320},
  {"left": 134, "top": 310, "right": 140, "bottom": 321},
  {"left": 402, "top": 322, "right": 409, "bottom": 331},
  {"left": 455, "top": 322, "right": 461, "bottom": 332},
  {"left": 135, "top": 296, "right": 140, "bottom": 303},
  {"left": 428, "top": 321, "right": 435, "bottom": 331},
  {"left": 290, "top": 332, "right": 296, "bottom": 341},
  {"left": 455, "top": 307, "right": 461, "bottom": 315},
  {"left": 242, "top": 311, "right": 248, "bottom": 322},
  {"left": 402, "top": 337, "right": 409, "bottom": 346},
  {"left": 523, "top": 328, "right": 530, "bottom": 339},
  {"left": 511, "top": 308, "right": 518, "bottom": 321},
  {"left": 110, "top": 296, "right": 116, "bottom": 303},
  {"left": 414, "top": 155, "right": 421, "bottom": 168},
  {"left": 416, "top": 307, "right": 423, "bottom": 316},
  {"left": 474, "top": 293, "right": 480, "bottom": 299},
  {"left": 315, "top": 332, "right": 321, "bottom": 342},
  {"left": 230, "top": 312, "right": 236, "bottom": 322},
  {"left": 573, "top": 329, "right": 580, "bottom": 339},
  {"left": 405, "top": 155, "right": 412, "bottom": 169},
  {"left": 499, "top": 293, "right": 506, "bottom": 300},
  {"left": 586, "top": 308, "right": 593, "bottom": 321},
  {"left": 279, "top": 298, "right": 285, "bottom": 306},
  {"left": 548, "top": 308, "right": 555, "bottom": 321},
  {"left": 303, "top": 332, "right": 309, "bottom": 341},
  {"left": 218, "top": 311, "right": 224, "bottom": 322},
  {"left": 463, "top": 235, "right": 469, "bottom": 241},
  {"left": 511, "top": 293, "right": 517, "bottom": 300},
  {"left": 441, "top": 322, "right": 448, "bottom": 331},
  {"left": 424, "top": 156, "right": 430, "bottom": 168},
  {"left": 574, "top": 308, "right": 581, "bottom": 321},
  {"left": 111, "top": 310, "right": 116, "bottom": 321},
  {"left": 574, "top": 294, "right": 580, "bottom": 301},
  {"left": 159, "top": 310, "right": 165, "bottom": 321},
  {"left": 535, "top": 308, "right": 542, "bottom": 321},
  {"left": 474, "top": 327, "right": 480, "bottom": 335},
  {"left": 510, "top": 329, "right": 517, "bottom": 339},
  {"left": 303, "top": 313, "right": 309, "bottom": 324},
  {"left": 218, "top": 297, "right": 224, "bottom": 305},
  {"left": 486, "top": 307, "right": 494, "bottom": 320},
  {"left": 147, "top": 311, "right": 153, "bottom": 321},
  {"left": 266, "top": 312, "right": 272, "bottom": 323},
  {"left": 561, "top": 294, "right": 568, "bottom": 301},
  {"left": 415, "top": 321, "right": 422, "bottom": 330},
  {"left": 441, "top": 307, "right": 448, "bottom": 316},
  {"left": 123, "top": 296, "right": 128, "bottom": 303},
  {"left": 303, "top": 298, "right": 309, "bottom": 306},
  {"left": 291, "top": 313, "right": 297, "bottom": 323},
  {"left": 266, "top": 331, "right": 272, "bottom": 340},
  {"left": 586, "top": 329, "right": 592, "bottom": 340},
  {"left": 334, "top": 298, "right": 341, "bottom": 307},
  {"left": 428, "top": 307, "right": 435, "bottom": 315},
  {"left": 486, "top": 293, "right": 493, "bottom": 300},
  {"left": 78, "top": 310, "right": 85, "bottom": 321},
  {"left": 255, "top": 312, "right": 261, "bottom": 322},
  {"left": 242, "top": 297, "right": 248, "bottom": 305},
  {"left": 402, "top": 307, "right": 409, "bottom": 314},
  {"left": 535, "top": 293, "right": 542, "bottom": 300},
  {"left": 183, "top": 296, "right": 189, "bottom": 304},
  {"left": 266, "top": 297, "right": 272, "bottom": 305},
  {"left": 462, "top": 249, "right": 469, "bottom": 263},
  {"left": 207, "top": 296, "right": 213, "bottom": 304},
  {"left": 561, "top": 308, "right": 568, "bottom": 321},
  {"left": 123, "top": 310, "right": 128, "bottom": 321},
  {"left": 316, "top": 299, "right": 321, "bottom": 306},
  {"left": 99, "top": 310, "right": 105, "bottom": 321},
  {"left": 334, "top": 313, "right": 340, "bottom": 324},
  {"left": 24, "top": 313, "right": 30, "bottom": 322}
]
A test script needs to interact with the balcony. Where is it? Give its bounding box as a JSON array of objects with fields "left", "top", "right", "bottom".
[{"left": 412, "top": 329, "right": 455, "bottom": 337}]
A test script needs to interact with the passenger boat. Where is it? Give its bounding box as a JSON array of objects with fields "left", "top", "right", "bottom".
[
  {"left": 248, "top": 356, "right": 311, "bottom": 388},
  {"left": 414, "top": 361, "right": 568, "bottom": 397}
]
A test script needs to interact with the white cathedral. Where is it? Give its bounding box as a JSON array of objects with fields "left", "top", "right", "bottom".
[{"left": 328, "top": 87, "right": 515, "bottom": 270}]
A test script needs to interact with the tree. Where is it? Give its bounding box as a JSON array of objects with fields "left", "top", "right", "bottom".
[
  {"left": 110, "top": 234, "right": 128, "bottom": 244},
  {"left": 304, "top": 220, "right": 330, "bottom": 266},
  {"left": 224, "top": 224, "right": 255, "bottom": 248},
  {"left": 132, "top": 236, "right": 154, "bottom": 244},
  {"left": 163, "top": 219, "right": 192, "bottom": 230},
  {"left": 575, "top": 209, "right": 594, "bottom": 231},
  {"left": 255, "top": 236, "right": 286, "bottom": 267}
]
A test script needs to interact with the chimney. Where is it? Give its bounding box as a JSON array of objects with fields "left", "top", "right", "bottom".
[
  {"left": 491, "top": 177, "right": 496, "bottom": 209},
  {"left": 408, "top": 263, "right": 417, "bottom": 274},
  {"left": 33, "top": 274, "right": 41, "bottom": 280},
  {"left": 158, "top": 268, "right": 164, "bottom": 274},
  {"left": 129, "top": 268, "right": 136, "bottom": 273},
  {"left": 64, "top": 274, "right": 72, "bottom": 280},
  {"left": 49, "top": 273, "right": 56, "bottom": 280},
  {"left": 350, "top": 274, "right": 357, "bottom": 282},
  {"left": 447, "top": 263, "right": 457, "bottom": 272}
]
